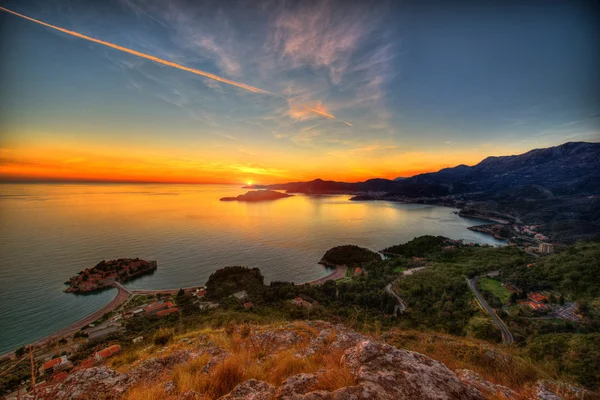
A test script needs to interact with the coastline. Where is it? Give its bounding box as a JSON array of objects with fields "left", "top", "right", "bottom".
[
  {"left": 2, "top": 265, "right": 346, "bottom": 358},
  {"left": 307, "top": 264, "right": 347, "bottom": 285},
  {"left": 1, "top": 284, "right": 131, "bottom": 359}
]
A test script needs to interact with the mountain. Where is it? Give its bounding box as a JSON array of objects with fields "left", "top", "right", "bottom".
[
  {"left": 268, "top": 142, "right": 600, "bottom": 197},
  {"left": 264, "top": 142, "right": 600, "bottom": 243},
  {"left": 406, "top": 142, "right": 600, "bottom": 195}
]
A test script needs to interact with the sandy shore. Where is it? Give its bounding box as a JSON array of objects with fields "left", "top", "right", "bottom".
[
  {"left": 306, "top": 264, "right": 347, "bottom": 285},
  {"left": 2, "top": 267, "right": 342, "bottom": 358},
  {"left": 0, "top": 285, "right": 132, "bottom": 359}
]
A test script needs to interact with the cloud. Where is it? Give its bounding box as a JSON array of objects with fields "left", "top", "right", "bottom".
[
  {"left": 270, "top": 0, "right": 367, "bottom": 85},
  {"left": 0, "top": 5, "right": 354, "bottom": 126}
]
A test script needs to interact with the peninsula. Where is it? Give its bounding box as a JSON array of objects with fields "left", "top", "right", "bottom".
[
  {"left": 220, "top": 190, "right": 293, "bottom": 202},
  {"left": 64, "top": 258, "right": 157, "bottom": 293}
]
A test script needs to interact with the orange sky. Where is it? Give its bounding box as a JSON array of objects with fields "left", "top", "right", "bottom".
[{"left": 0, "top": 138, "right": 507, "bottom": 184}]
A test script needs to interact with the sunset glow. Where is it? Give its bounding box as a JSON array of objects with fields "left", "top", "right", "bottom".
[{"left": 0, "top": 1, "right": 598, "bottom": 184}]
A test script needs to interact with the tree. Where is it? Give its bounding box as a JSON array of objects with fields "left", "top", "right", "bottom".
[
  {"left": 559, "top": 293, "right": 565, "bottom": 305},
  {"left": 509, "top": 292, "right": 519, "bottom": 305},
  {"left": 15, "top": 346, "right": 26, "bottom": 358},
  {"left": 177, "top": 288, "right": 185, "bottom": 297}
]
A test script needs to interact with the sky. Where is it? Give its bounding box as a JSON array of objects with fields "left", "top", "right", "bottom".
[{"left": 0, "top": 0, "right": 599, "bottom": 184}]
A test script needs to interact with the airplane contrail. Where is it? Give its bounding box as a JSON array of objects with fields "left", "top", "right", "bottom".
[{"left": 0, "top": 6, "right": 353, "bottom": 126}]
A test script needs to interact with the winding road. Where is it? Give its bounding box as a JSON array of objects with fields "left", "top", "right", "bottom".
[
  {"left": 385, "top": 282, "right": 406, "bottom": 316},
  {"left": 466, "top": 277, "right": 514, "bottom": 345}
]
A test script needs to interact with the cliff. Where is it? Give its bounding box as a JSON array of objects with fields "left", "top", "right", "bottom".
[{"left": 30, "top": 321, "right": 590, "bottom": 399}]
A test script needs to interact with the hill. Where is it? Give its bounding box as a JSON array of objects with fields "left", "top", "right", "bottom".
[
  {"left": 263, "top": 142, "right": 600, "bottom": 243},
  {"left": 18, "top": 321, "right": 594, "bottom": 400}
]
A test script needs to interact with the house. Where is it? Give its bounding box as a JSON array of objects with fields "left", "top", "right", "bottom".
[
  {"left": 97, "top": 273, "right": 117, "bottom": 286},
  {"left": 144, "top": 301, "right": 176, "bottom": 315},
  {"left": 354, "top": 267, "right": 363, "bottom": 276},
  {"left": 50, "top": 371, "right": 69, "bottom": 383},
  {"left": 534, "top": 233, "right": 549, "bottom": 241},
  {"left": 539, "top": 243, "right": 554, "bottom": 254},
  {"left": 194, "top": 289, "right": 207, "bottom": 298},
  {"left": 529, "top": 293, "right": 549, "bottom": 303},
  {"left": 94, "top": 344, "right": 121, "bottom": 362},
  {"left": 80, "top": 358, "right": 96, "bottom": 369},
  {"left": 132, "top": 336, "right": 144, "bottom": 344},
  {"left": 198, "top": 302, "right": 219, "bottom": 311},
  {"left": 292, "top": 297, "right": 304, "bottom": 306},
  {"left": 39, "top": 355, "right": 70, "bottom": 375},
  {"left": 291, "top": 297, "right": 312, "bottom": 308},
  {"left": 156, "top": 307, "right": 179, "bottom": 317},
  {"left": 243, "top": 302, "right": 254, "bottom": 309}
]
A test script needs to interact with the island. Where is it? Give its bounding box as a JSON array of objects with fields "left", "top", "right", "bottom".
[
  {"left": 64, "top": 258, "right": 157, "bottom": 293},
  {"left": 319, "top": 245, "right": 380, "bottom": 267},
  {"left": 220, "top": 190, "right": 293, "bottom": 202}
]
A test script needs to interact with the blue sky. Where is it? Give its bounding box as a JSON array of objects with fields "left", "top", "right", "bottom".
[{"left": 0, "top": 0, "right": 598, "bottom": 183}]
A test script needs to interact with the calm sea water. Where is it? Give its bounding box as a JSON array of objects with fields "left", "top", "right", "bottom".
[{"left": 0, "top": 183, "right": 503, "bottom": 354}]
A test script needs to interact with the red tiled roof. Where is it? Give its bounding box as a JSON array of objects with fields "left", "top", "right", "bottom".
[
  {"left": 95, "top": 344, "right": 121, "bottom": 360},
  {"left": 97, "top": 349, "right": 112, "bottom": 359},
  {"left": 108, "top": 345, "right": 121, "bottom": 354},
  {"left": 244, "top": 302, "right": 253, "bottom": 308},
  {"left": 355, "top": 267, "right": 362, "bottom": 273},
  {"left": 144, "top": 302, "right": 168, "bottom": 313},
  {"left": 529, "top": 293, "right": 548, "bottom": 303},
  {"left": 42, "top": 358, "right": 62, "bottom": 370},
  {"left": 52, "top": 371, "right": 69, "bottom": 383},
  {"left": 80, "top": 358, "right": 96, "bottom": 369},
  {"left": 156, "top": 308, "right": 179, "bottom": 317}
]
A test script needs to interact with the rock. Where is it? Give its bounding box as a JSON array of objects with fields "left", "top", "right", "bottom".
[
  {"left": 56, "top": 366, "right": 128, "bottom": 399},
  {"left": 534, "top": 381, "right": 562, "bottom": 400},
  {"left": 277, "top": 373, "right": 321, "bottom": 398},
  {"left": 219, "top": 379, "right": 276, "bottom": 399},
  {"left": 164, "top": 380, "right": 176, "bottom": 395},
  {"left": 455, "top": 369, "right": 518, "bottom": 399},
  {"left": 342, "top": 340, "right": 485, "bottom": 400}
]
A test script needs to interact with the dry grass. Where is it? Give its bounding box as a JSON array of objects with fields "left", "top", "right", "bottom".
[
  {"left": 312, "top": 349, "right": 357, "bottom": 391},
  {"left": 124, "top": 324, "right": 553, "bottom": 400},
  {"left": 123, "top": 382, "right": 167, "bottom": 400},
  {"left": 385, "top": 329, "right": 546, "bottom": 392}
]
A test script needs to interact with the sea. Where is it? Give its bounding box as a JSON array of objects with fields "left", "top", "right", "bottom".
[{"left": 0, "top": 183, "right": 504, "bottom": 354}]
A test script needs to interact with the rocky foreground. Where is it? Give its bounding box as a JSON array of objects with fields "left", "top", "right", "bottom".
[{"left": 34, "top": 322, "right": 587, "bottom": 400}]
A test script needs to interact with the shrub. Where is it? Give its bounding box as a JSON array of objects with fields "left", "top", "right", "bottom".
[{"left": 153, "top": 328, "right": 173, "bottom": 346}]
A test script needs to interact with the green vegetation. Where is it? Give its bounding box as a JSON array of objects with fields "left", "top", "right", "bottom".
[
  {"left": 503, "top": 241, "right": 600, "bottom": 299},
  {"left": 319, "top": 245, "right": 380, "bottom": 266},
  {"left": 478, "top": 278, "right": 511, "bottom": 304},
  {"left": 6, "top": 237, "right": 600, "bottom": 395},
  {"left": 381, "top": 235, "right": 447, "bottom": 257},
  {"left": 205, "top": 266, "right": 264, "bottom": 300},
  {"left": 528, "top": 333, "right": 600, "bottom": 389},
  {"left": 394, "top": 246, "right": 528, "bottom": 335}
]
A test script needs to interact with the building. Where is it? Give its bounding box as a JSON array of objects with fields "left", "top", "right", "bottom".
[
  {"left": 292, "top": 297, "right": 304, "bottom": 306},
  {"left": 94, "top": 344, "right": 121, "bottom": 362},
  {"left": 39, "top": 355, "right": 70, "bottom": 375},
  {"left": 539, "top": 243, "right": 554, "bottom": 254},
  {"left": 243, "top": 302, "right": 254, "bottom": 308},
  {"left": 198, "top": 302, "right": 219, "bottom": 311},
  {"left": 144, "top": 301, "right": 176, "bottom": 315},
  {"left": 529, "top": 292, "right": 549, "bottom": 303},
  {"left": 291, "top": 297, "right": 312, "bottom": 308},
  {"left": 155, "top": 307, "right": 179, "bottom": 317}
]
